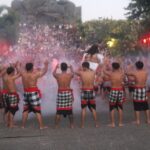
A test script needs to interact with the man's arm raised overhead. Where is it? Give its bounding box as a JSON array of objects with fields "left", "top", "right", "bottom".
[
  {"left": 37, "top": 60, "right": 49, "bottom": 78},
  {"left": 53, "top": 63, "right": 59, "bottom": 78}
]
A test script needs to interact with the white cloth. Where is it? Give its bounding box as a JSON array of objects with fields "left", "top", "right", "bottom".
[
  {"left": 97, "top": 54, "right": 104, "bottom": 64},
  {"left": 89, "top": 62, "right": 99, "bottom": 71}
]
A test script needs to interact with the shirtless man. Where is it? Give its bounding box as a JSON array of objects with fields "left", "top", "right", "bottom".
[
  {"left": 126, "top": 63, "right": 135, "bottom": 101},
  {"left": 100, "top": 57, "right": 112, "bottom": 98},
  {"left": 126, "top": 61, "right": 150, "bottom": 125},
  {"left": 104, "top": 62, "right": 125, "bottom": 127},
  {"left": 53, "top": 62, "right": 74, "bottom": 128},
  {"left": 102, "top": 65, "right": 112, "bottom": 100},
  {"left": 0, "top": 67, "right": 4, "bottom": 112},
  {"left": 20, "top": 61, "right": 48, "bottom": 129},
  {"left": 76, "top": 62, "right": 99, "bottom": 128},
  {"left": 4, "top": 65, "right": 20, "bottom": 128}
]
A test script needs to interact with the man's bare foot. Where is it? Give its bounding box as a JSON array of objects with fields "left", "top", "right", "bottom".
[
  {"left": 55, "top": 125, "right": 59, "bottom": 129},
  {"left": 21, "top": 126, "right": 25, "bottom": 129},
  {"left": 107, "top": 123, "right": 115, "bottom": 128},
  {"left": 146, "top": 120, "right": 150, "bottom": 124},
  {"left": 118, "top": 123, "right": 124, "bottom": 127},
  {"left": 5, "top": 123, "right": 9, "bottom": 127},
  {"left": 70, "top": 124, "right": 74, "bottom": 129},
  {"left": 81, "top": 124, "right": 84, "bottom": 128},
  {"left": 132, "top": 121, "right": 140, "bottom": 125},
  {"left": 40, "top": 126, "right": 48, "bottom": 130},
  {"left": 95, "top": 124, "right": 99, "bottom": 128}
]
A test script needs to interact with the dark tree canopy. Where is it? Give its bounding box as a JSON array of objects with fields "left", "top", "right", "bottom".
[{"left": 126, "top": 0, "right": 150, "bottom": 20}]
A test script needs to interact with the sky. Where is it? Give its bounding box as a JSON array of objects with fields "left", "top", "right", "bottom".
[{"left": 0, "top": 0, "right": 130, "bottom": 22}]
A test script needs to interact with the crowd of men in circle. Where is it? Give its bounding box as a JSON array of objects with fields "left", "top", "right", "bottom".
[{"left": 0, "top": 44, "right": 150, "bottom": 129}]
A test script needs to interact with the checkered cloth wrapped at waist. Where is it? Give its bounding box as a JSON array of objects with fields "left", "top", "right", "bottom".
[
  {"left": 109, "top": 88, "right": 125, "bottom": 105},
  {"left": 133, "top": 86, "right": 147, "bottom": 102},
  {"left": 23, "top": 87, "right": 42, "bottom": 112},
  {"left": 8, "top": 92, "right": 19, "bottom": 108},
  {"left": 57, "top": 89, "right": 73, "bottom": 111},
  {"left": 1, "top": 89, "right": 8, "bottom": 106},
  {"left": 81, "top": 88, "right": 95, "bottom": 102},
  {"left": 81, "top": 88, "right": 96, "bottom": 110}
]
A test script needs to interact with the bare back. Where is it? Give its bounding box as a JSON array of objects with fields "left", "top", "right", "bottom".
[
  {"left": 133, "top": 70, "right": 147, "bottom": 87},
  {"left": 110, "top": 71, "right": 124, "bottom": 88},
  {"left": 5, "top": 75, "right": 17, "bottom": 93},
  {"left": 55, "top": 73, "right": 73, "bottom": 89},
  {"left": 79, "top": 70, "right": 95, "bottom": 89},
  {"left": 21, "top": 71, "right": 41, "bottom": 88}
]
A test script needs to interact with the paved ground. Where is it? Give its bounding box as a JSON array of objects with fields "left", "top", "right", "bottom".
[{"left": 0, "top": 98, "right": 150, "bottom": 150}]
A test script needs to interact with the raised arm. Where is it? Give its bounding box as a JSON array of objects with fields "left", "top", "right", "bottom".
[
  {"left": 15, "top": 61, "right": 24, "bottom": 75},
  {"left": 0, "top": 66, "right": 6, "bottom": 77},
  {"left": 68, "top": 65, "right": 74, "bottom": 77},
  {"left": 53, "top": 64, "right": 59, "bottom": 78},
  {"left": 37, "top": 60, "right": 49, "bottom": 78},
  {"left": 75, "top": 67, "right": 82, "bottom": 76},
  {"left": 102, "top": 65, "right": 111, "bottom": 77},
  {"left": 12, "top": 72, "right": 21, "bottom": 80}
]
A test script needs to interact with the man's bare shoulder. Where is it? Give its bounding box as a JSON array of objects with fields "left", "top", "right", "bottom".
[
  {"left": 21, "top": 70, "right": 27, "bottom": 75},
  {"left": 120, "top": 70, "right": 125, "bottom": 75},
  {"left": 90, "top": 70, "right": 95, "bottom": 75},
  {"left": 140, "top": 70, "right": 148, "bottom": 76},
  {"left": 60, "top": 72, "right": 73, "bottom": 77},
  {"left": 33, "top": 70, "right": 42, "bottom": 76}
]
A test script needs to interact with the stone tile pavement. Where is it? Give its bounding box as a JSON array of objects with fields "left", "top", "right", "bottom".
[{"left": 0, "top": 101, "right": 150, "bottom": 150}]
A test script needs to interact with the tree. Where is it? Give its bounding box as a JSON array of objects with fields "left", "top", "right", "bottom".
[
  {"left": 78, "top": 19, "right": 140, "bottom": 56},
  {"left": 126, "top": 0, "right": 150, "bottom": 20},
  {"left": 126, "top": 0, "right": 150, "bottom": 36}
]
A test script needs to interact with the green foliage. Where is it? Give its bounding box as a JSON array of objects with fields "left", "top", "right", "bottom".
[
  {"left": 126, "top": 0, "right": 150, "bottom": 34},
  {"left": 78, "top": 19, "right": 140, "bottom": 56}
]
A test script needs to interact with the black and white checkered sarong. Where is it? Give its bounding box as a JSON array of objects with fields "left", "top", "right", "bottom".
[
  {"left": 133, "top": 87, "right": 149, "bottom": 111},
  {"left": 133, "top": 87, "right": 147, "bottom": 102},
  {"left": 8, "top": 93, "right": 19, "bottom": 107},
  {"left": 57, "top": 89, "right": 73, "bottom": 115},
  {"left": 81, "top": 89, "right": 96, "bottom": 110},
  {"left": 109, "top": 88, "right": 125, "bottom": 111},
  {"left": 24, "top": 91, "right": 41, "bottom": 113},
  {"left": 1, "top": 90, "right": 9, "bottom": 108},
  {"left": 6, "top": 93, "right": 19, "bottom": 115},
  {"left": 109, "top": 88, "right": 125, "bottom": 105}
]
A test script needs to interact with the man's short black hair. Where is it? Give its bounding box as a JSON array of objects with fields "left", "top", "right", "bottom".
[
  {"left": 61, "top": 62, "right": 68, "bottom": 71},
  {"left": 7, "top": 67, "right": 15, "bottom": 75},
  {"left": 112, "top": 62, "right": 120, "bottom": 70},
  {"left": 82, "top": 62, "right": 90, "bottom": 69},
  {"left": 135, "top": 61, "right": 144, "bottom": 70},
  {"left": 26, "top": 63, "right": 33, "bottom": 71}
]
